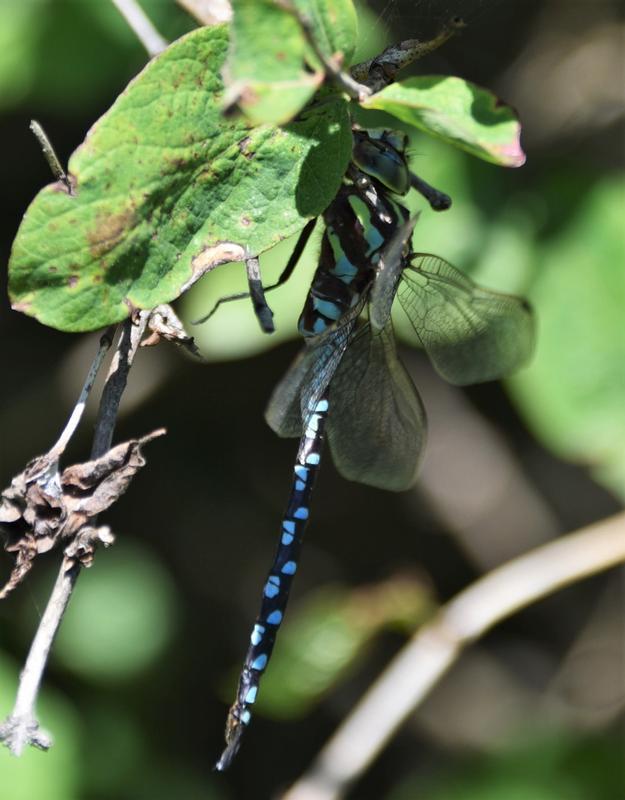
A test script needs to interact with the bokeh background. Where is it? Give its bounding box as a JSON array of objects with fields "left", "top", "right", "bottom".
[{"left": 1, "top": 1, "right": 624, "bottom": 798}]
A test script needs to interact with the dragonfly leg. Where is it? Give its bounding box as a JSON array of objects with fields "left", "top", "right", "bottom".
[
  {"left": 410, "top": 172, "right": 452, "bottom": 211},
  {"left": 193, "top": 219, "right": 317, "bottom": 331},
  {"left": 265, "top": 217, "right": 317, "bottom": 291},
  {"left": 192, "top": 256, "right": 273, "bottom": 332},
  {"left": 245, "top": 256, "right": 275, "bottom": 333},
  {"left": 216, "top": 393, "right": 330, "bottom": 771}
]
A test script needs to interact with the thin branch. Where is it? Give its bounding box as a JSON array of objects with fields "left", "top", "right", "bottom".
[
  {"left": 49, "top": 328, "right": 115, "bottom": 459},
  {"left": 110, "top": 0, "right": 168, "bottom": 58},
  {"left": 30, "top": 120, "right": 73, "bottom": 194},
  {"left": 351, "top": 17, "right": 466, "bottom": 94},
  {"left": 282, "top": 512, "right": 625, "bottom": 800},
  {"left": 0, "top": 313, "right": 150, "bottom": 756},
  {"left": 176, "top": 0, "right": 232, "bottom": 25},
  {"left": 90, "top": 314, "right": 149, "bottom": 459},
  {"left": 276, "top": 0, "right": 371, "bottom": 101}
]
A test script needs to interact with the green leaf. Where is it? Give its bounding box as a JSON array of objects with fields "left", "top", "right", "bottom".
[
  {"left": 296, "top": 0, "right": 358, "bottom": 67},
  {"left": 227, "top": 0, "right": 322, "bottom": 125},
  {"left": 509, "top": 178, "right": 625, "bottom": 498},
  {"left": 362, "top": 76, "right": 526, "bottom": 167},
  {"left": 227, "top": 0, "right": 358, "bottom": 125},
  {"left": 9, "top": 24, "right": 351, "bottom": 333}
]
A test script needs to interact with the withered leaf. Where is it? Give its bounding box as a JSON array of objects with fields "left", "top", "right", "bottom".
[
  {"left": 0, "top": 429, "right": 165, "bottom": 599},
  {"left": 142, "top": 304, "right": 200, "bottom": 356}
]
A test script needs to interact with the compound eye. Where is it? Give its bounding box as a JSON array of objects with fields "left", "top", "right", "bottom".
[
  {"left": 352, "top": 137, "right": 410, "bottom": 195},
  {"left": 382, "top": 130, "right": 408, "bottom": 155}
]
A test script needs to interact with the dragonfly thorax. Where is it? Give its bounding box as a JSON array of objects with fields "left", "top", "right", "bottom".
[
  {"left": 351, "top": 128, "right": 410, "bottom": 195},
  {"left": 298, "top": 182, "right": 409, "bottom": 338}
]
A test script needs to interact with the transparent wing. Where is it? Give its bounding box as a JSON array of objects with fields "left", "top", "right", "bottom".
[
  {"left": 327, "top": 321, "right": 426, "bottom": 491},
  {"left": 265, "top": 311, "right": 359, "bottom": 438},
  {"left": 369, "top": 215, "right": 419, "bottom": 333},
  {"left": 399, "top": 254, "right": 535, "bottom": 386}
]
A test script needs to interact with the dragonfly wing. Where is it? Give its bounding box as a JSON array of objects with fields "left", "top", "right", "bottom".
[
  {"left": 327, "top": 322, "right": 426, "bottom": 491},
  {"left": 265, "top": 311, "right": 359, "bottom": 438},
  {"left": 265, "top": 345, "right": 318, "bottom": 437},
  {"left": 369, "top": 215, "right": 419, "bottom": 333},
  {"left": 399, "top": 254, "right": 535, "bottom": 386}
]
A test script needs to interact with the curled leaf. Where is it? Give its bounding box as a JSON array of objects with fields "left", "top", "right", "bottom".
[
  {"left": 0, "top": 430, "right": 165, "bottom": 598},
  {"left": 142, "top": 304, "right": 200, "bottom": 355},
  {"left": 362, "top": 75, "right": 526, "bottom": 167}
]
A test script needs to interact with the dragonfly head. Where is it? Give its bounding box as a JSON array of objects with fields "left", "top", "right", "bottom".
[{"left": 352, "top": 128, "right": 410, "bottom": 196}]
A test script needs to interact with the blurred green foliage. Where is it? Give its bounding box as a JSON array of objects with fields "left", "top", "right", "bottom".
[
  {"left": 388, "top": 730, "right": 623, "bottom": 800},
  {"left": 243, "top": 575, "right": 434, "bottom": 718},
  {"left": 0, "top": 654, "right": 81, "bottom": 799},
  {"left": 0, "top": 0, "right": 196, "bottom": 113},
  {"left": 511, "top": 178, "right": 625, "bottom": 499},
  {"left": 53, "top": 540, "right": 178, "bottom": 681}
]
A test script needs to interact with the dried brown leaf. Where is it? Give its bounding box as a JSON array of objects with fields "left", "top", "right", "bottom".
[{"left": 0, "top": 429, "right": 165, "bottom": 598}]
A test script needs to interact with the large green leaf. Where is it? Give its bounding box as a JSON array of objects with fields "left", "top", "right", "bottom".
[
  {"left": 362, "top": 76, "right": 525, "bottom": 167},
  {"left": 298, "top": 0, "right": 358, "bottom": 66},
  {"left": 226, "top": 0, "right": 358, "bottom": 125},
  {"left": 509, "top": 178, "right": 625, "bottom": 498},
  {"left": 9, "top": 24, "right": 351, "bottom": 332},
  {"left": 227, "top": 0, "right": 322, "bottom": 125}
]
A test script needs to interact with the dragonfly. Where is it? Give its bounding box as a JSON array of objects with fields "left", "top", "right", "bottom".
[{"left": 215, "top": 127, "right": 534, "bottom": 770}]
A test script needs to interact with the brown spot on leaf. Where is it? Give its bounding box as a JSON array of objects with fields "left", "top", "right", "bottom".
[
  {"left": 238, "top": 136, "right": 254, "bottom": 160},
  {"left": 11, "top": 300, "right": 31, "bottom": 314},
  {"left": 163, "top": 156, "right": 187, "bottom": 174},
  {"left": 68, "top": 275, "right": 79, "bottom": 288},
  {"left": 240, "top": 216, "right": 251, "bottom": 227},
  {"left": 239, "top": 85, "right": 260, "bottom": 107},
  {"left": 87, "top": 206, "right": 136, "bottom": 259}
]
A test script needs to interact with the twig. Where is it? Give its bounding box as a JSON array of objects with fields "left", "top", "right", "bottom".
[
  {"left": 282, "top": 512, "right": 625, "bottom": 800},
  {"left": 276, "top": 0, "right": 371, "bottom": 102},
  {"left": 176, "top": 0, "right": 232, "bottom": 24},
  {"left": 49, "top": 328, "right": 115, "bottom": 459},
  {"left": 90, "top": 314, "right": 149, "bottom": 459},
  {"left": 30, "top": 120, "right": 73, "bottom": 195},
  {"left": 0, "top": 314, "right": 150, "bottom": 756},
  {"left": 351, "top": 17, "right": 466, "bottom": 94},
  {"left": 110, "top": 0, "right": 168, "bottom": 57}
]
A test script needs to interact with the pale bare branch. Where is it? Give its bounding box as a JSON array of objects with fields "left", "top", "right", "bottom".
[
  {"left": 176, "top": 0, "right": 232, "bottom": 25},
  {"left": 110, "top": 0, "right": 168, "bottom": 57},
  {"left": 282, "top": 512, "right": 625, "bottom": 800}
]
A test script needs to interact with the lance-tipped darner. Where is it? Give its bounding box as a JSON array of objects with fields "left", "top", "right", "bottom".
[{"left": 216, "top": 127, "right": 534, "bottom": 770}]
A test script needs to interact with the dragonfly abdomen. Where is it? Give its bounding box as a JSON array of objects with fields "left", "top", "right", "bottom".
[{"left": 216, "top": 395, "right": 330, "bottom": 771}]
